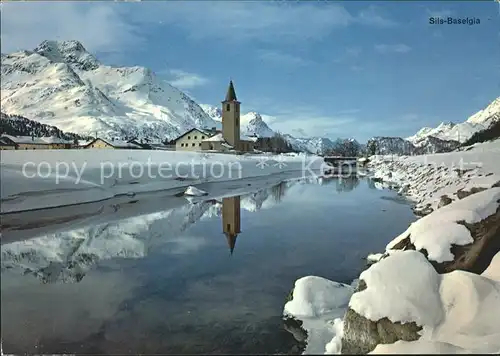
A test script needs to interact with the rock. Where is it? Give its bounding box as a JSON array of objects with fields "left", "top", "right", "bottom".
[
  {"left": 413, "top": 204, "right": 433, "bottom": 217},
  {"left": 437, "top": 195, "right": 452, "bottom": 208},
  {"left": 389, "top": 205, "right": 500, "bottom": 274},
  {"left": 371, "top": 177, "right": 383, "bottom": 183},
  {"left": 340, "top": 281, "right": 422, "bottom": 354},
  {"left": 283, "top": 317, "right": 308, "bottom": 344},
  {"left": 456, "top": 187, "right": 487, "bottom": 199}
]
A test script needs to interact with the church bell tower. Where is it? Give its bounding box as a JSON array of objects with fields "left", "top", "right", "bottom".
[{"left": 222, "top": 80, "right": 241, "bottom": 149}]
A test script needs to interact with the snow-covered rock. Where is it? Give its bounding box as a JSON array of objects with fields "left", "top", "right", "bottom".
[
  {"left": 343, "top": 250, "right": 500, "bottom": 354},
  {"left": 385, "top": 188, "right": 500, "bottom": 274},
  {"left": 183, "top": 186, "right": 208, "bottom": 196},
  {"left": 1, "top": 40, "right": 218, "bottom": 142},
  {"left": 284, "top": 276, "right": 354, "bottom": 354}
]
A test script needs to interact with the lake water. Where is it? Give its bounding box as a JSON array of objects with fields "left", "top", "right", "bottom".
[{"left": 1, "top": 177, "right": 416, "bottom": 354}]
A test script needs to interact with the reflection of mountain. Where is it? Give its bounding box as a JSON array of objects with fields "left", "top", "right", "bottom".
[
  {"left": 1, "top": 200, "right": 219, "bottom": 284},
  {"left": 0, "top": 181, "right": 298, "bottom": 284}
]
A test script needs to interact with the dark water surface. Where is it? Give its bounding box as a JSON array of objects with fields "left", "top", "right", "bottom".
[{"left": 1, "top": 177, "right": 416, "bottom": 354}]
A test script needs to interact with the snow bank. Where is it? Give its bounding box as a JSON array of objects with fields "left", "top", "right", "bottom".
[
  {"left": 0, "top": 150, "right": 323, "bottom": 213},
  {"left": 283, "top": 276, "right": 354, "bottom": 354},
  {"left": 368, "top": 139, "right": 500, "bottom": 213},
  {"left": 386, "top": 188, "right": 500, "bottom": 263},
  {"left": 352, "top": 250, "right": 500, "bottom": 354}
]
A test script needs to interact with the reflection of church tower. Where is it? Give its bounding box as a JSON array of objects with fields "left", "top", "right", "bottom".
[
  {"left": 222, "top": 80, "right": 241, "bottom": 149},
  {"left": 222, "top": 196, "right": 241, "bottom": 254}
]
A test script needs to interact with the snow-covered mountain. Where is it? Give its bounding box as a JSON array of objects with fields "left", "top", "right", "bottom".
[
  {"left": 1, "top": 40, "right": 218, "bottom": 142},
  {"left": 1, "top": 40, "right": 340, "bottom": 154},
  {"left": 199, "top": 104, "right": 275, "bottom": 138},
  {"left": 467, "top": 97, "right": 500, "bottom": 126},
  {"left": 407, "top": 97, "right": 500, "bottom": 146},
  {"left": 283, "top": 134, "right": 336, "bottom": 155},
  {"left": 0, "top": 112, "right": 91, "bottom": 141}
]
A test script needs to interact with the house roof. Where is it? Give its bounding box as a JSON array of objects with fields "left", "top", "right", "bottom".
[
  {"left": 0, "top": 134, "right": 72, "bottom": 145},
  {"left": 172, "top": 127, "right": 215, "bottom": 142},
  {"left": 202, "top": 133, "right": 225, "bottom": 142},
  {"left": 0, "top": 136, "right": 17, "bottom": 146},
  {"left": 85, "top": 138, "right": 142, "bottom": 149}
]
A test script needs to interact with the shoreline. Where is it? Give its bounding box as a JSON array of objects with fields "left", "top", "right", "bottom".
[
  {"left": 284, "top": 139, "right": 500, "bottom": 354},
  {"left": 0, "top": 150, "right": 324, "bottom": 214}
]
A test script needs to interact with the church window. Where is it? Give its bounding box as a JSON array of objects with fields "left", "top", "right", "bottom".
[
  {"left": 226, "top": 104, "right": 230, "bottom": 111},
  {"left": 192, "top": 143, "right": 195, "bottom": 147}
]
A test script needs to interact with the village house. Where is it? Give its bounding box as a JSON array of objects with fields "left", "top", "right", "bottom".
[
  {"left": 83, "top": 138, "right": 143, "bottom": 149},
  {"left": 0, "top": 136, "right": 18, "bottom": 150},
  {"left": 0, "top": 134, "right": 73, "bottom": 150},
  {"left": 174, "top": 127, "right": 218, "bottom": 151}
]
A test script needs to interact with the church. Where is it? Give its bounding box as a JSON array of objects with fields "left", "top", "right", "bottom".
[{"left": 199, "top": 80, "right": 256, "bottom": 152}]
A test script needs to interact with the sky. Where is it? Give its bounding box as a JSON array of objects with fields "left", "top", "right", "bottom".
[{"left": 1, "top": 0, "right": 499, "bottom": 142}]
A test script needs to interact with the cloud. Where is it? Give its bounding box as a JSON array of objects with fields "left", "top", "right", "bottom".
[
  {"left": 355, "top": 5, "right": 398, "bottom": 27},
  {"left": 333, "top": 46, "right": 363, "bottom": 64},
  {"left": 1, "top": 1, "right": 398, "bottom": 57},
  {"left": 165, "top": 69, "right": 209, "bottom": 90},
  {"left": 375, "top": 44, "right": 412, "bottom": 54},
  {"left": 257, "top": 50, "right": 310, "bottom": 66},
  {"left": 252, "top": 103, "right": 359, "bottom": 138},
  {"left": 129, "top": 2, "right": 397, "bottom": 43},
  {"left": 426, "top": 8, "right": 454, "bottom": 18},
  {"left": 345, "top": 47, "right": 363, "bottom": 57},
  {"left": 0, "top": 2, "right": 142, "bottom": 54}
]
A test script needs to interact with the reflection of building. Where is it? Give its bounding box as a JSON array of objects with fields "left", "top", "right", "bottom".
[
  {"left": 222, "top": 196, "right": 241, "bottom": 254},
  {"left": 335, "top": 176, "right": 360, "bottom": 192}
]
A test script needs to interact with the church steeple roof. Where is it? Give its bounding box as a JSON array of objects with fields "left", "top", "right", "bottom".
[
  {"left": 225, "top": 232, "right": 238, "bottom": 255},
  {"left": 224, "top": 80, "right": 238, "bottom": 102}
]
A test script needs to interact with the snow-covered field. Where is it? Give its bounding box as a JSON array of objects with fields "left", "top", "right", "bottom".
[
  {"left": 0, "top": 150, "right": 324, "bottom": 213},
  {"left": 283, "top": 139, "right": 500, "bottom": 354}
]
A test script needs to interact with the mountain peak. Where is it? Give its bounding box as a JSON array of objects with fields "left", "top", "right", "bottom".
[
  {"left": 34, "top": 40, "right": 100, "bottom": 71},
  {"left": 245, "top": 112, "right": 263, "bottom": 121}
]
